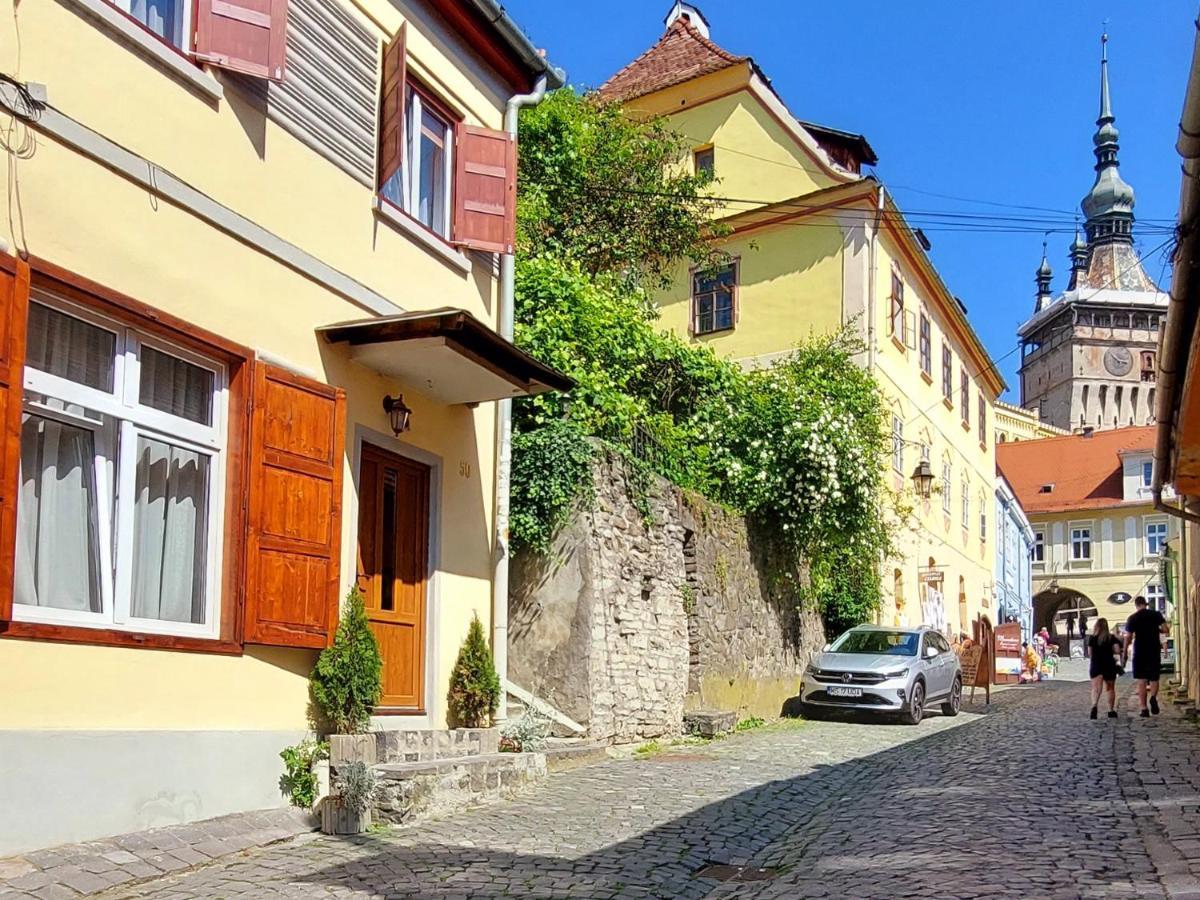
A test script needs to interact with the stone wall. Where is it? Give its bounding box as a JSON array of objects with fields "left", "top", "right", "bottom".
[{"left": 509, "top": 449, "right": 825, "bottom": 743}]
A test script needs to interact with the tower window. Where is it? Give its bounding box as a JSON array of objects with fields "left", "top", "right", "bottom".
[{"left": 1141, "top": 351, "right": 1156, "bottom": 382}]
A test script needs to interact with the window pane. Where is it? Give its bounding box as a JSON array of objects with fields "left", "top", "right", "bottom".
[
  {"left": 139, "top": 346, "right": 214, "bottom": 425},
  {"left": 418, "top": 108, "right": 448, "bottom": 235},
  {"left": 126, "top": 0, "right": 185, "bottom": 49},
  {"left": 15, "top": 413, "right": 103, "bottom": 612},
  {"left": 131, "top": 436, "right": 210, "bottom": 625},
  {"left": 26, "top": 302, "right": 116, "bottom": 392}
]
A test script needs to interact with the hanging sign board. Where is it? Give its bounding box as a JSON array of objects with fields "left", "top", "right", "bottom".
[{"left": 918, "top": 568, "right": 945, "bottom": 587}]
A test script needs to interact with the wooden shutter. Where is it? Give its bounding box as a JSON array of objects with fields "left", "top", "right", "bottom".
[
  {"left": 243, "top": 362, "right": 346, "bottom": 648},
  {"left": 0, "top": 257, "right": 29, "bottom": 623},
  {"left": 194, "top": 0, "right": 288, "bottom": 82},
  {"left": 377, "top": 24, "right": 407, "bottom": 190},
  {"left": 452, "top": 124, "right": 516, "bottom": 254}
]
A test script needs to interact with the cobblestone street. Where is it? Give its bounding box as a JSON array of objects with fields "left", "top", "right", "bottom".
[{"left": 78, "top": 664, "right": 1200, "bottom": 899}]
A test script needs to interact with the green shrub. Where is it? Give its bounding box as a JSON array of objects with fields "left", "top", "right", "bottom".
[
  {"left": 448, "top": 614, "right": 500, "bottom": 728},
  {"left": 310, "top": 588, "right": 382, "bottom": 734},
  {"left": 279, "top": 739, "right": 328, "bottom": 809}
]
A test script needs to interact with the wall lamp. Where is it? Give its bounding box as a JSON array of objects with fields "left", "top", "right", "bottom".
[{"left": 383, "top": 394, "right": 413, "bottom": 436}]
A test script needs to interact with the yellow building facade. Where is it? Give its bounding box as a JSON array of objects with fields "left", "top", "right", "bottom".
[
  {"left": 995, "top": 400, "right": 1070, "bottom": 444},
  {"left": 0, "top": 0, "right": 565, "bottom": 853},
  {"left": 601, "top": 5, "right": 1004, "bottom": 640}
]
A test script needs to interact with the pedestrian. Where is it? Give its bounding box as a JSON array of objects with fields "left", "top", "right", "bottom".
[
  {"left": 1087, "top": 618, "right": 1123, "bottom": 719},
  {"left": 1079, "top": 609, "right": 1088, "bottom": 639},
  {"left": 1124, "top": 595, "right": 1169, "bottom": 718},
  {"left": 1066, "top": 610, "right": 1078, "bottom": 641}
]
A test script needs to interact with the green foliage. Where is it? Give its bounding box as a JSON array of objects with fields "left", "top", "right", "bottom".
[
  {"left": 332, "top": 760, "right": 376, "bottom": 813},
  {"left": 448, "top": 615, "right": 501, "bottom": 728},
  {"left": 310, "top": 588, "right": 382, "bottom": 735},
  {"left": 517, "top": 89, "right": 726, "bottom": 288},
  {"left": 735, "top": 716, "right": 767, "bottom": 732},
  {"left": 510, "top": 419, "right": 594, "bottom": 552},
  {"left": 279, "top": 739, "right": 328, "bottom": 809}
]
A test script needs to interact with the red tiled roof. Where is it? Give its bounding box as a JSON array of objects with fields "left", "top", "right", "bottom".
[
  {"left": 996, "top": 426, "right": 1155, "bottom": 514},
  {"left": 597, "top": 18, "right": 747, "bottom": 103}
]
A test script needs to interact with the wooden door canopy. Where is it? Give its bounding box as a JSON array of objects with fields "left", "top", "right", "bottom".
[{"left": 318, "top": 308, "right": 573, "bottom": 405}]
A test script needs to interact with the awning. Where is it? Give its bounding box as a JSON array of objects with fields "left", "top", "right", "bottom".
[{"left": 318, "top": 308, "right": 573, "bottom": 405}]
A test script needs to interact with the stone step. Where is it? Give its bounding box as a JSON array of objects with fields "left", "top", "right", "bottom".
[
  {"left": 542, "top": 741, "right": 611, "bottom": 773},
  {"left": 330, "top": 728, "right": 499, "bottom": 767},
  {"left": 371, "top": 752, "right": 548, "bottom": 826}
]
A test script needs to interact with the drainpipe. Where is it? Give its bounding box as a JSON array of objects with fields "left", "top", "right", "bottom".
[
  {"left": 866, "top": 182, "right": 885, "bottom": 372},
  {"left": 493, "top": 73, "right": 549, "bottom": 721}
]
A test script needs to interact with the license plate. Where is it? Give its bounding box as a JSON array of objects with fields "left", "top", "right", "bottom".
[{"left": 827, "top": 686, "right": 863, "bottom": 698}]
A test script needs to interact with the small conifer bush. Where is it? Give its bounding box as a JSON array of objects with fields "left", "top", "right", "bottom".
[
  {"left": 311, "top": 588, "right": 383, "bottom": 734},
  {"left": 448, "top": 614, "right": 500, "bottom": 728}
]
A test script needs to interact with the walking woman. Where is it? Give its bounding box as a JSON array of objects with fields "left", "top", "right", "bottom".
[{"left": 1088, "top": 618, "right": 1124, "bottom": 719}]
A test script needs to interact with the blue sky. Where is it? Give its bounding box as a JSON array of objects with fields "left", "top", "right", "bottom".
[{"left": 502, "top": 0, "right": 1193, "bottom": 400}]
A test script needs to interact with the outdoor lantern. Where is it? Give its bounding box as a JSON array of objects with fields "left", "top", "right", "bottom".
[
  {"left": 383, "top": 394, "right": 413, "bottom": 435},
  {"left": 910, "top": 459, "right": 934, "bottom": 499}
]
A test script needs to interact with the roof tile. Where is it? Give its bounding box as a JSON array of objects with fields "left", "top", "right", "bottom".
[
  {"left": 996, "top": 425, "right": 1155, "bottom": 514},
  {"left": 597, "top": 19, "right": 747, "bottom": 103}
]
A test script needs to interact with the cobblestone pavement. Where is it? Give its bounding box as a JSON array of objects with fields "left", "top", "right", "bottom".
[{"left": 73, "top": 664, "right": 1200, "bottom": 899}]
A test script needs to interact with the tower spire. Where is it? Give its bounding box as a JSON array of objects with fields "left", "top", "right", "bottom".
[
  {"left": 1035, "top": 242, "right": 1053, "bottom": 312},
  {"left": 1081, "top": 31, "right": 1135, "bottom": 245}
]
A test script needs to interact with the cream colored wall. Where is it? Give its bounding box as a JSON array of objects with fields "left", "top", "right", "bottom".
[
  {"left": 872, "top": 234, "right": 997, "bottom": 638},
  {"left": 634, "top": 85, "right": 839, "bottom": 214},
  {"left": 655, "top": 218, "right": 845, "bottom": 361},
  {"left": 0, "top": 0, "right": 506, "bottom": 730},
  {"left": 994, "top": 402, "right": 1068, "bottom": 443}
]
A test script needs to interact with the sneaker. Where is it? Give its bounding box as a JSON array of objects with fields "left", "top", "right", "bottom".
[
  {"left": 1090, "top": 706, "right": 1098, "bottom": 720},
  {"left": 1150, "top": 697, "right": 1160, "bottom": 716},
  {"left": 1140, "top": 709, "right": 1150, "bottom": 718},
  {"left": 1108, "top": 711, "right": 1118, "bottom": 719}
]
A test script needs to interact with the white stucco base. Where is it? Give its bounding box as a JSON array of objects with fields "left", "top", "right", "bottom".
[{"left": 0, "top": 729, "right": 307, "bottom": 856}]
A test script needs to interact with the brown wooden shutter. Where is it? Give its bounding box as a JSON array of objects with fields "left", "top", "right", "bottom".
[
  {"left": 194, "top": 0, "right": 288, "bottom": 82},
  {"left": 0, "top": 257, "right": 29, "bottom": 623},
  {"left": 243, "top": 362, "right": 346, "bottom": 648},
  {"left": 377, "top": 24, "right": 407, "bottom": 190},
  {"left": 452, "top": 124, "right": 516, "bottom": 254}
]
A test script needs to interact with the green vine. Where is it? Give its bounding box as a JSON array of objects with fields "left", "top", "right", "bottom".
[{"left": 279, "top": 739, "right": 328, "bottom": 809}]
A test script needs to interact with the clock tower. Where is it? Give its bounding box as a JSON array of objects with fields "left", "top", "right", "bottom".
[{"left": 1016, "top": 35, "right": 1168, "bottom": 433}]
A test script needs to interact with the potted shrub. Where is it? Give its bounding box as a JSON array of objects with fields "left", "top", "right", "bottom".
[
  {"left": 311, "top": 588, "right": 383, "bottom": 735},
  {"left": 321, "top": 760, "right": 376, "bottom": 835},
  {"left": 448, "top": 614, "right": 501, "bottom": 728}
]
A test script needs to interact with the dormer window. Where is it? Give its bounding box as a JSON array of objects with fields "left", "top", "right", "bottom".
[{"left": 1039, "top": 484, "right": 1054, "bottom": 494}]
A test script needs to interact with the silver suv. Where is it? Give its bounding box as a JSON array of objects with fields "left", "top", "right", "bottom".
[{"left": 799, "top": 625, "right": 963, "bottom": 725}]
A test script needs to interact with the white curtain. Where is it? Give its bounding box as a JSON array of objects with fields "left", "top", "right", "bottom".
[
  {"left": 15, "top": 414, "right": 103, "bottom": 612},
  {"left": 25, "top": 302, "right": 114, "bottom": 391},
  {"left": 131, "top": 436, "right": 210, "bottom": 625},
  {"left": 127, "top": 0, "right": 183, "bottom": 45},
  {"left": 139, "top": 346, "right": 212, "bottom": 425}
]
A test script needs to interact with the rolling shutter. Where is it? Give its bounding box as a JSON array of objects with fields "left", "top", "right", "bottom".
[
  {"left": 377, "top": 24, "right": 407, "bottom": 189},
  {"left": 194, "top": 0, "right": 289, "bottom": 82},
  {"left": 243, "top": 362, "right": 346, "bottom": 648},
  {"left": 452, "top": 124, "right": 516, "bottom": 254},
  {"left": 0, "top": 257, "right": 29, "bottom": 623}
]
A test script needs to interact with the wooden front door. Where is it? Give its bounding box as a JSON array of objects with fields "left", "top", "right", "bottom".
[{"left": 357, "top": 444, "right": 430, "bottom": 711}]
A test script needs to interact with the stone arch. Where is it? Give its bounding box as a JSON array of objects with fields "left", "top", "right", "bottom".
[{"left": 1033, "top": 588, "right": 1097, "bottom": 638}]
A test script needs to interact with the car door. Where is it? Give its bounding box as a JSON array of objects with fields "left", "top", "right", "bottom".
[
  {"left": 919, "top": 633, "right": 945, "bottom": 696},
  {"left": 931, "top": 633, "right": 956, "bottom": 696}
]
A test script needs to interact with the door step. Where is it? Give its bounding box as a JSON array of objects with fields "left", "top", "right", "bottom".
[{"left": 372, "top": 752, "right": 547, "bottom": 825}]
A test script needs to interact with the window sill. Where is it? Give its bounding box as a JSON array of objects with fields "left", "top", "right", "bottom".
[
  {"left": 63, "top": 0, "right": 224, "bottom": 101},
  {"left": 942, "top": 397, "right": 954, "bottom": 411},
  {"left": 695, "top": 325, "right": 736, "bottom": 338},
  {"left": 373, "top": 198, "right": 472, "bottom": 275},
  {"left": 0, "top": 619, "right": 242, "bottom": 654},
  {"left": 890, "top": 335, "right": 907, "bottom": 353},
  {"left": 960, "top": 419, "right": 971, "bottom": 432},
  {"left": 920, "top": 371, "right": 933, "bottom": 385}
]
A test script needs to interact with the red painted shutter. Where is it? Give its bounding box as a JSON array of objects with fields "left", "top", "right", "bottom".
[
  {"left": 243, "top": 362, "right": 346, "bottom": 648},
  {"left": 452, "top": 124, "right": 516, "bottom": 254},
  {"left": 0, "top": 258, "right": 29, "bottom": 623},
  {"left": 194, "top": 0, "right": 288, "bottom": 82},
  {"left": 377, "top": 25, "right": 407, "bottom": 190}
]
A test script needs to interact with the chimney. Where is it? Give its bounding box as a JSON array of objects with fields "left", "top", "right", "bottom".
[{"left": 664, "top": 2, "right": 710, "bottom": 38}]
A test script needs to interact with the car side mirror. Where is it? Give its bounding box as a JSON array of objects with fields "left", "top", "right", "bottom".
[
  {"left": 822, "top": 643, "right": 831, "bottom": 652},
  {"left": 924, "top": 646, "right": 939, "bottom": 659}
]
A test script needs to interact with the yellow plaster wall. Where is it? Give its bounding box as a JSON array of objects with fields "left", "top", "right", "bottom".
[
  {"left": 0, "top": 0, "right": 506, "bottom": 730},
  {"left": 655, "top": 218, "right": 845, "bottom": 361}
]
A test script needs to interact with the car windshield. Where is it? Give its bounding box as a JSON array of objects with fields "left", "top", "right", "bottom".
[{"left": 830, "top": 630, "right": 919, "bottom": 656}]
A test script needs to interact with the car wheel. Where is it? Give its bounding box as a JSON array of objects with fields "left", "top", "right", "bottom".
[
  {"left": 941, "top": 676, "right": 962, "bottom": 717},
  {"left": 902, "top": 680, "right": 925, "bottom": 726}
]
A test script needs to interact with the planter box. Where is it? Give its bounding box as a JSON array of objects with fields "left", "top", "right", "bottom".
[{"left": 320, "top": 800, "right": 371, "bottom": 835}]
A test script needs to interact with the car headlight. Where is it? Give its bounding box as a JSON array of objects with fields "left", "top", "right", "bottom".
[
  {"left": 808, "top": 666, "right": 825, "bottom": 677},
  {"left": 882, "top": 668, "right": 910, "bottom": 679}
]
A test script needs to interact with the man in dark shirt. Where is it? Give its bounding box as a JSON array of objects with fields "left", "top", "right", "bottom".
[{"left": 1125, "top": 596, "right": 1169, "bottom": 718}]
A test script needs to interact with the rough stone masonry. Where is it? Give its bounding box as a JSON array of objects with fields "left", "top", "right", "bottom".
[{"left": 509, "top": 448, "right": 825, "bottom": 742}]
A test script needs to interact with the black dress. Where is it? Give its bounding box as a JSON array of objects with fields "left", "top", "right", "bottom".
[{"left": 1087, "top": 635, "right": 1121, "bottom": 681}]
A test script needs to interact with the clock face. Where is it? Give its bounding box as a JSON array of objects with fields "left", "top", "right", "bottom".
[{"left": 1104, "top": 347, "right": 1133, "bottom": 376}]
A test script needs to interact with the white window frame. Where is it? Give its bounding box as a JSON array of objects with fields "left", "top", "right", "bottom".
[
  {"left": 108, "top": 0, "right": 192, "bottom": 53},
  {"left": 405, "top": 88, "right": 455, "bottom": 240},
  {"left": 942, "top": 461, "right": 952, "bottom": 515},
  {"left": 1070, "top": 523, "right": 1093, "bottom": 562},
  {"left": 961, "top": 479, "right": 969, "bottom": 529},
  {"left": 1144, "top": 518, "right": 1168, "bottom": 558},
  {"left": 14, "top": 291, "right": 228, "bottom": 639},
  {"left": 1033, "top": 529, "right": 1045, "bottom": 564},
  {"left": 1142, "top": 460, "right": 1153, "bottom": 488},
  {"left": 1146, "top": 583, "right": 1166, "bottom": 613},
  {"left": 891, "top": 415, "right": 904, "bottom": 473},
  {"left": 979, "top": 495, "right": 987, "bottom": 540}
]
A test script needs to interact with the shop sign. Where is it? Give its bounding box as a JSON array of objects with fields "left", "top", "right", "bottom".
[
  {"left": 1109, "top": 592, "right": 1132, "bottom": 605},
  {"left": 959, "top": 644, "right": 985, "bottom": 688},
  {"left": 918, "top": 568, "right": 944, "bottom": 587}
]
